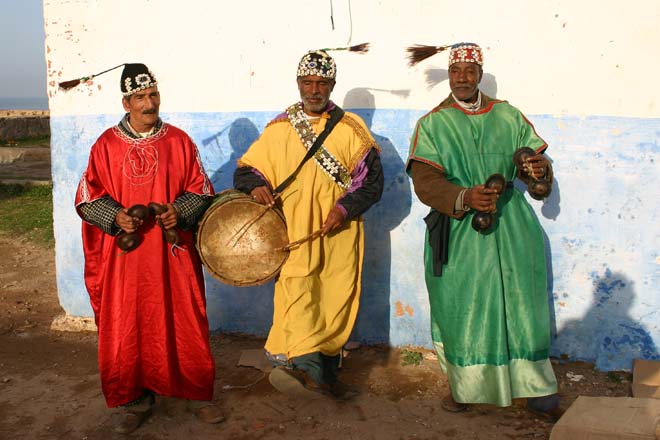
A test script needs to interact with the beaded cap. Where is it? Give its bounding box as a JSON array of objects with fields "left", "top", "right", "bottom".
[
  {"left": 448, "top": 43, "right": 483, "bottom": 67},
  {"left": 121, "top": 63, "right": 158, "bottom": 97},
  {"left": 296, "top": 50, "right": 337, "bottom": 79}
]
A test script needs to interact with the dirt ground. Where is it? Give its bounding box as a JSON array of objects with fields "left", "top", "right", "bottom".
[{"left": 0, "top": 233, "right": 634, "bottom": 440}]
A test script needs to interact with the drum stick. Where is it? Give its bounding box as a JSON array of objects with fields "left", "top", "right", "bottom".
[
  {"left": 279, "top": 229, "right": 323, "bottom": 251},
  {"left": 226, "top": 206, "right": 269, "bottom": 248},
  {"left": 226, "top": 193, "right": 282, "bottom": 248}
]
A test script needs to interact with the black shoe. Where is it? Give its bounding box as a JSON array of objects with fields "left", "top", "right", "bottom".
[
  {"left": 328, "top": 381, "right": 360, "bottom": 400},
  {"left": 440, "top": 393, "right": 469, "bottom": 413},
  {"left": 526, "top": 394, "right": 563, "bottom": 423}
]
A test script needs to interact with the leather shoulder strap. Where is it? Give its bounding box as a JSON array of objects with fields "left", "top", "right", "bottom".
[{"left": 274, "top": 107, "right": 345, "bottom": 195}]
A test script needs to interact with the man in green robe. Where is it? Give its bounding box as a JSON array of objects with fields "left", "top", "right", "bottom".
[{"left": 406, "top": 42, "right": 560, "bottom": 419}]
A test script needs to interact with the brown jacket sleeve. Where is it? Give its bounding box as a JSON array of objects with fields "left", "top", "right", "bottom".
[{"left": 410, "top": 160, "right": 467, "bottom": 219}]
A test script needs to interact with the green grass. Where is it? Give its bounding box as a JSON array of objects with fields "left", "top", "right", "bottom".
[
  {"left": 401, "top": 349, "right": 423, "bottom": 366},
  {"left": 0, "top": 183, "right": 54, "bottom": 245},
  {"left": 1, "top": 135, "right": 50, "bottom": 147},
  {"left": 606, "top": 371, "right": 631, "bottom": 383}
]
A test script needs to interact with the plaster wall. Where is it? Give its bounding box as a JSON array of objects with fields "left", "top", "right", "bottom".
[{"left": 44, "top": 0, "right": 660, "bottom": 370}]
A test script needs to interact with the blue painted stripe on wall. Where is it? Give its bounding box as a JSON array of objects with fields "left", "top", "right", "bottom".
[{"left": 50, "top": 109, "right": 660, "bottom": 371}]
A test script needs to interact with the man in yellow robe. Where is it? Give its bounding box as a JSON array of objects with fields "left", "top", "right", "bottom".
[{"left": 234, "top": 49, "right": 383, "bottom": 399}]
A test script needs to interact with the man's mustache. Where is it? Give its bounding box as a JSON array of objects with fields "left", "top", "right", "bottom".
[{"left": 142, "top": 109, "right": 158, "bottom": 115}]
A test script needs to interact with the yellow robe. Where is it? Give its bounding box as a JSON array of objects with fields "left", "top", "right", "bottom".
[{"left": 238, "top": 109, "right": 378, "bottom": 359}]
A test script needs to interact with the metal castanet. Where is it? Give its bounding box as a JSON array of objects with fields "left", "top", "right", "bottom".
[{"left": 196, "top": 189, "right": 289, "bottom": 287}]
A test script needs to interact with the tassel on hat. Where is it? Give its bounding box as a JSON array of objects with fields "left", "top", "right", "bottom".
[
  {"left": 406, "top": 45, "right": 451, "bottom": 67},
  {"left": 318, "top": 42, "right": 370, "bottom": 54},
  {"left": 406, "top": 42, "right": 483, "bottom": 67},
  {"left": 58, "top": 63, "right": 126, "bottom": 90},
  {"left": 59, "top": 63, "right": 158, "bottom": 97},
  {"left": 297, "top": 43, "right": 371, "bottom": 80}
]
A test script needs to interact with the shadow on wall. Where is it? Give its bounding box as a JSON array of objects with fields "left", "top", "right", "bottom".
[
  {"left": 208, "top": 117, "right": 260, "bottom": 191},
  {"left": 343, "top": 88, "right": 412, "bottom": 344},
  {"left": 425, "top": 68, "right": 498, "bottom": 98},
  {"left": 539, "top": 155, "right": 561, "bottom": 221},
  {"left": 553, "top": 269, "right": 659, "bottom": 371}
]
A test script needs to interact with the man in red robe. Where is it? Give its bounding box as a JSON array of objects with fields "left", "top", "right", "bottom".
[{"left": 74, "top": 63, "right": 222, "bottom": 434}]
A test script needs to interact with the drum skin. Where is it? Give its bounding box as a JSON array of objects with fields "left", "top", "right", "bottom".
[{"left": 196, "top": 189, "right": 289, "bottom": 286}]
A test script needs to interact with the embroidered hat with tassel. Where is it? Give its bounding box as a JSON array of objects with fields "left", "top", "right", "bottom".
[
  {"left": 296, "top": 43, "right": 370, "bottom": 79},
  {"left": 406, "top": 42, "right": 483, "bottom": 67}
]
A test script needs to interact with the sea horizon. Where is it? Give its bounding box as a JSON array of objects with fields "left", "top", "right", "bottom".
[{"left": 0, "top": 97, "right": 49, "bottom": 111}]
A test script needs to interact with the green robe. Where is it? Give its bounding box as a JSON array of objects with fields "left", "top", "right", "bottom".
[{"left": 407, "top": 94, "right": 557, "bottom": 406}]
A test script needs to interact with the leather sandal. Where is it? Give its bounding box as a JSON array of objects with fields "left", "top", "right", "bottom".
[
  {"left": 114, "top": 408, "right": 152, "bottom": 434},
  {"left": 114, "top": 392, "right": 155, "bottom": 434},
  {"left": 268, "top": 366, "right": 327, "bottom": 399},
  {"left": 190, "top": 403, "right": 225, "bottom": 424}
]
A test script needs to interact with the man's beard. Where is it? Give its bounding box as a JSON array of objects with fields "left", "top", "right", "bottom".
[{"left": 301, "top": 95, "right": 328, "bottom": 113}]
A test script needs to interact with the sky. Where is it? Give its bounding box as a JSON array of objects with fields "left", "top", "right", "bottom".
[{"left": 0, "top": 0, "right": 47, "bottom": 99}]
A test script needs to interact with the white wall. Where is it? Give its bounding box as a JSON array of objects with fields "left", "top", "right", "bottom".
[{"left": 45, "top": 0, "right": 660, "bottom": 117}]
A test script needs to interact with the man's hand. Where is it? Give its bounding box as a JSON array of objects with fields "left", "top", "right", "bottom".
[
  {"left": 115, "top": 209, "right": 142, "bottom": 233},
  {"left": 157, "top": 203, "right": 178, "bottom": 230},
  {"left": 464, "top": 185, "right": 499, "bottom": 213},
  {"left": 321, "top": 206, "right": 346, "bottom": 236},
  {"left": 251, "top": 186, "right": 275, "bottom": 207},
  {"left": 525, "top": 154, "right": 550, "bottom": 180}
]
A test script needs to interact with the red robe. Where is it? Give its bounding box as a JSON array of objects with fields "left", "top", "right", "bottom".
[{"left": 75, "top": 123, "right": 215, "bottom": 407}]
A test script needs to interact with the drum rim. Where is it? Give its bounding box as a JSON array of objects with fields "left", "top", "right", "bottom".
[{"left": 195, "top": 190, "right": 289, "bottom": 287}]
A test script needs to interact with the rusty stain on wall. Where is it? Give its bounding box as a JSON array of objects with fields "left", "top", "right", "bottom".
[{"left": 395, "top": 301, "right": 414, "bottom": 317}]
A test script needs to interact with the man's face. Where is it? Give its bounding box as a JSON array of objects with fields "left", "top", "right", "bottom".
[
  {"left": 297, "top": 75, "right": 335, "bottom": 116},
  {"left": 448, "top": 62, "right": 482, "bottom": 103},
  {"left": 122, "top": 86, "right": 160, "bottom": 132}
]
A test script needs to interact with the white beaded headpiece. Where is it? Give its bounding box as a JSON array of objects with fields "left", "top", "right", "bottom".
[
  {"left": 296, "top": 50, "right": 337, "bottom": 79},
  {"left": 121, "top": 63, "right": 158, "bottom": 97}
]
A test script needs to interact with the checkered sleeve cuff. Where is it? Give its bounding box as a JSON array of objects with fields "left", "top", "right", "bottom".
[
  {"left": 172, "top": 192, "right": 213, "bottom": 231},
  {"left": 78, "top": 196, "right": 123, "bottom": 235}
]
